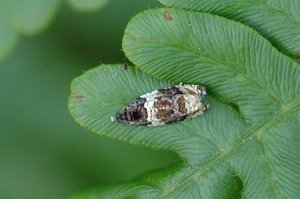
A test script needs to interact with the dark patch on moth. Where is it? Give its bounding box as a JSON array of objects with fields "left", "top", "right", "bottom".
[
  {"left": 113, "top": 98, "right": 150, "bottom": 125},
  {"left": 177, "top": 96, "right": 188, "bottom": 115},
  {"left": 159, "top": 87, "right": 183, "bottom": 97}
]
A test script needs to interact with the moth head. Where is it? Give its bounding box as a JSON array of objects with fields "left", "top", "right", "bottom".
[{"left": 196, "top": 85, "right": 206, "bottom": 96}]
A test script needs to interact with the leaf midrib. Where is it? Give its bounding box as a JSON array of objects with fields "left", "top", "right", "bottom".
[{"left": 161, "top": 95, "right": 300, "bottom": 198}]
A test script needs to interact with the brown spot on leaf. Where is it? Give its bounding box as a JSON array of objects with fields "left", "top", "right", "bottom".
[
  {"left": 75, "top": 95, "right": 85, "bottom": 101},
  {"left": 130, "top": 34, "right": 138, "bottom": 41},
  {"left": 149, "top": 36, "right": 156, "bottom": 41},
  {"left": 163, "top": 11, "right": 173, "bottom": 21},
  {"left": 296, "top": 51, "right": 300, "bottom": 58},
  {"left": 122, "top": 63, "right": 128, "bottom": 70}
]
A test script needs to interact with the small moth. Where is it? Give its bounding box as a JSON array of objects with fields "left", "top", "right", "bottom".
[{"left": 111, "top": 84, "right": 209, "bottom": 126}]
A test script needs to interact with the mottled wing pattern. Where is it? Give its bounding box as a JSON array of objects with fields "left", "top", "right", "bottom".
[
  {"left": 111, "top": 84, "right": 208, "bottom": 126},
  {"left": 113, "top": 97, "right": 150, "bottom": 126},
  {"left": 143, "top": 87, "right": 185, "bottom": 126}
]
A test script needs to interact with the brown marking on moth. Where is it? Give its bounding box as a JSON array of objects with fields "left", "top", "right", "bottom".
[
  {"left": 75, "top": 95, "right": 85, "bottom": 101},
  {"left": 156, "top": 109, "right": 174, "bottom": 120},
  {"left": 185, "top": 88, "right": 197, "bottom": 97},
  {"left": 154, "top": 97, "right": 173, "bottom": 109},
  {"left": 177, "top": 96, "right": 188, "bottom": 115},
  {"left": 191, "top": 108, "right": 201, "bottom": 117},
  {"left": 163, "top": 11, "right": 173, "bottom": 21},
  {"left": 159, "top": 90, "right": 174, "bottom": 98},
  {"left": 126, "top": 110, "right": 132, "bottom": 121},
  {"left": 141, "top": 107, "right": 148, "bottom": 120},
  {"left": 153, "top": 97, "right": 174, "bottom": 121},
  {"left": 296, "top": 51, "right": 300, "bottom": 58},
  {"left": 159, "top": 87, "right": 183, "bottom": 98}
]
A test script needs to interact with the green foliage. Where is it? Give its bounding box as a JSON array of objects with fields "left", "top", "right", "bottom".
[
  {"left": 66, "top": 0, "right": 110, "bottom": 12},
  {"left": 0, "top": 4, "right": 18, "bottom": 62},
  {"left": 69, "top": 6, "right": 300, "bottom": 199},
  {"left": 159, "top": 0, "right": 300, "bottom": 58},
  {"left": 1, "top": 1, "right": 170, "bottom": 198},
  {"left": 3, "top": 0, "right": 62, "bottom": 35},
  {"left": 0, "top": 0, "right": 110, "bottom": 63}
]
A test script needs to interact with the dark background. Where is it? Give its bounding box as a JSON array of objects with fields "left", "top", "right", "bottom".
[{"left": 0, "top": 1, "right": 178, "bottom": 198}]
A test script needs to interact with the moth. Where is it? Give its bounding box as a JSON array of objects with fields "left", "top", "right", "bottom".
[{"left": 111, "top": 84, "right": 209, "bottom": 126}]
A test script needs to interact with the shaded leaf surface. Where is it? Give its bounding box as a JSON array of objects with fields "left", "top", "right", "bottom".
[
  {"left": 160, "top": 0, "right": 300, "bottom": 58},
  {"left": 69, "top": 8, "right": 300, "bottom": 199}
]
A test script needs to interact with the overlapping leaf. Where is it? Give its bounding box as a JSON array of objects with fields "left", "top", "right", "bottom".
[
  {"left": 3, "top": 0, "right": 61, "bottom": 35},
  {"left": 69, "top": 8, "right": 300, "bottom": 199},
  {"left": 0, "top": 0, "right": 111, "bottom": 63},
  {"left": 160, "top": 0, "right": 300, "bottom": 58}
]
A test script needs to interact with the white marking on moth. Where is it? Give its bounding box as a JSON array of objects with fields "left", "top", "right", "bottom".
[
  {"left": 112, "top": 84, "right": 208, "bottom": 126},
  {"left": 141, "top": 90, "right": 160, "bottom": 125}
]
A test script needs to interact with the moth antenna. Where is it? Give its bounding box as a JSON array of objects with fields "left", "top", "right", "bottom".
[{"left": 203, "top": 103, "right": 210, "bottom": 112}]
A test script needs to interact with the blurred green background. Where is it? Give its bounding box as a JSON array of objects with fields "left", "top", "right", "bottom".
[{"left": 0, "top": 1, "right": 178, "bottom": 198}]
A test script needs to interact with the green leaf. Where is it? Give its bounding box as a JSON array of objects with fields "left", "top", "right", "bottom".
[
  {"left": 66, "top": 0, "right": 110, "bottom": 12},
  {"left": 0, "top": 0, "right": 61, "bottom": 63},
  {"left": 0, "top": 4, "right": 18, "bottom": 62},
  {"left": 159, "top": 0, "right": 300, "bottom": 58},
  {"left": 4, "top": 0, "right": 61, "bottom": 35},
  {"left": 69, "top": 65, "right": 246, "bottom": 198},
  {"left": 0, "top": 0, "right": 111, "bottom": 63},
  {"left": 69, "top": 8, "right": 300, "bottom": 199}
]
